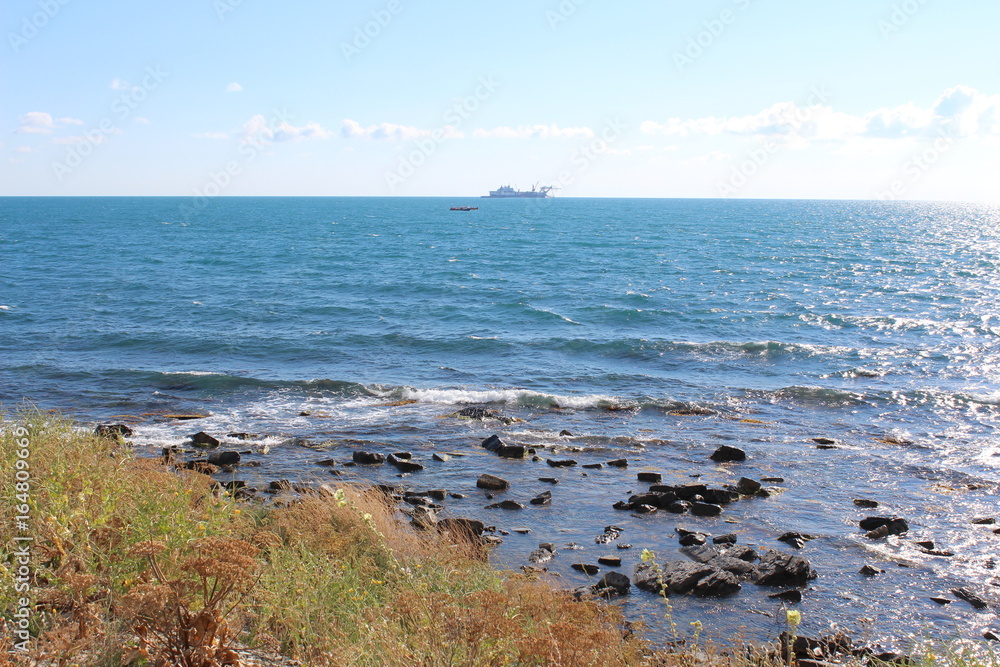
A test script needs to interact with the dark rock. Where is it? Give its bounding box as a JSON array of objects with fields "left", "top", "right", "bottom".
[
  {"left": 778, "top": 532, "right": 814, "bottom": 549},
  {"left": 761, "top": 476, "right": 784, "bottom": 483},
  {"left": 736, "top": 477, "right": 762, "bottom": 495},
  {"left": 754, "top": 549, "right": 817, "bottom": 586},
  {"left": 984, "top": 631, "right": 999, "bottom": 642},
  {"left": 706, "top": 556, "right": 756, "bottom": 576},
  {"left": 812, "top": 438, "right": 837, "bottom": 445},
  {"left": 190, "top": 431, "right": 220, "bottom": 448},
  {"left": 951, "top": 587, "right": 989, "bottom": 609},
  {"left": 726, "top": 545, "right": 758, "bottom": 562},
  {"left": 598, "top": 556, "right": 622, "bottom": 567},
  {"left": 392, "top": 451, "right": 412, "bottom": 460},
  {"left": 769, "top": 590, "right": 803, "bottom": 602},
  {"left": 388, "top": 454, "right": 424, "bottom": 473},
  {"left": 227, "top": 432, "right": 257, "bottom": 440},
  {"left": 95, "top": 423, "right": 133, "bottom": 439},
  {"left": 972, "top": 517, "right": 997, "bottom": 525},
  {"left": 713, "top": 533, "right": 738, "bottom": 545},
  {"left": 666, "top": 500, "right": 691, "bottom": 514},
  {"left": 477, "top": 474, "right": 510, "bottom": 490},
  {"left": 914, "top": 540, "right": 935, "bottom": 550},
  {"left": 613, "top": 501, "right": 632, "bottom": 511},
  {"left": 634, "top": 561, "right": 741, "bottom": 597},
  {"left": 529, "top": 548, "right": 554, "bottom": 564},
  {"left": 606, "top": 458, "right": 628, "bottom": 468},
  {"left": 559, "top": 429, "right": 573, "bottom": 436},
  {"left": 861, "top": 517, "right": 909, "bottom": 538},
  {"left": 853, "top": 498, "right": 879, "bottom": 508},
  {"left": 679, "top": 545, "right": 722, "bottom": 563},
  {"left": 572, "top": 563, "right": 600, "bottom": 575},
  {"left": 538, "top": 477, "right": 559, "bottom": 484},
  {"left": 676, "top": 528, "right": 709, "bottom": 547},
  {"left": 183, "top": 461, "right": 219, "bottom": 475},
  {"left": 634, "top": 504, "right": 657, "bottom": 514},
  {"left": 816, "top": 444, "right": 838, "bottom": 450},
  {"left": 710, "top": 445, "right": 746, "bottom": 462},
  {"left": 637, "top": 472, "right": 662, "bottom": 483},
  {"left": 674, "top": 484, "right": 708, "bottom": 499},
  {"left": 208, "top": 451, "right": 241, "bottom": 466},
  {"left": 547, "top": 458, "right": 577, "bottom": 467},
  {"left": 691, "top": 502, "right": 722, "bottom": 517},
  {"left": 486, "top": 500, "right": 525, "bottom": 510},
  {"left": 596, "top": 526, "right": 622, "bottom": 544},
  {"left": 617, "top": 543, "right": 632, "bottom": 550},
  {"left": 482, "top": 434, "right": 526, "bottom": 459},
  {"left": 628, "top": 491, "right": 677, "bottom": 509},
  {"left": 268, "top": 480, "right": 292, "bottom": 491},
  {"left": 930, "top": 597, "right": 952, "bottom": 605},
  {"left": 512, "top": 527, "right": 531, "bottom": 534},
  {"left": 314, "top": 458, "right": 336, "bottom": 466},
  {"left": 592, "top": 572, "right": 630, "bottom": 597},
  {"left": 432, "top": 452, "right": 451, "bottom": 462},
  {"left": 454, "top": 406, "right": 514, "bottom": 423},
  {"left": 353, "top": 451, "right": 386, "bottom": 465},
  {"left": 582, "top": 463, "right": 604, "bottom": 469},
  {"left": 530, "top": 491, "right": 552, "bottom": 506}
]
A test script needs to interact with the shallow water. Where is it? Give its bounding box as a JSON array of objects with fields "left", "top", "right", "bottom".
[{"left": 1, "top": 196, "right": 998, "bottom": 647}]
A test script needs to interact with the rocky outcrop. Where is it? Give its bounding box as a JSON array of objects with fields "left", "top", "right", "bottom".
[{"left": 481, "top": 434, "right": 526, "bottom": 459}]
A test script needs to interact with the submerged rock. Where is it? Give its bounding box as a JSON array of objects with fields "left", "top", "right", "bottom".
[
  {"left": 476, "top": 474, "right": 510, "bottom": 490},
  {"left": 486, "top": 500, "right": 525, "bottom": 510},
  {"left": 530, "top": 491, "right": 552, "bottom": 506},
  {"left": 453, "top": 406, "right": 516, "bottom": 423},
  {"left": 481, "top": 434, "right": 526, "bottom": 459},
  {"left": 547, "top": 458, "right": 577, "bottom": 467},
  {"left": 710, "top": 445, "right": 746, "bottom": 462},
  {"left": 353, "top": 451, "right": 386, "bottom": 465}
]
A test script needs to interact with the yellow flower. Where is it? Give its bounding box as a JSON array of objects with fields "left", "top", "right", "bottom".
[
  {"left": 785, "top": 610, "right": 801, "bottom": 627},
  {"left": 640, "top": 548, "right": 655, "bottom": 563}
]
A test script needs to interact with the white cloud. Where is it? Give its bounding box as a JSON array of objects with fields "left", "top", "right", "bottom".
[
  {"left": 194, "top": 132, "right": 230, "bottom": 139},
  {"left": 340, "top": 119, "right": 462, "bottom": 141},
  {"left": 16, "top": 112, "right": 85, "bottom": 134},
  {"left": 109, "top": 78, "right": 131, "bottom": 91},
  {"left": 226, "top": 82, "right": 243, "bottom": 93},
  {"left": 641, "top": 86, "right": 1000, "bottom": 144},
  {"left": 472, "top": 124, "right": 595, "bottom": 139},
  {"left": 241, "top": 115, "right": 334, "bottom": 143}
]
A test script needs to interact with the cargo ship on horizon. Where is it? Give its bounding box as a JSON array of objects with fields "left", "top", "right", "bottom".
[{"left": 482, "top": 184, "right": 555, "bottom": 198}]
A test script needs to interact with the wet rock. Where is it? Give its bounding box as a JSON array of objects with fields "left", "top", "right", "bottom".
[
  {"left": 710, "top": 445, "right": 746, "bottom": 462},
  {"left": 778, "top": 532, "right": 815, "bottom": 549},
  {"left": 453, "top": 406, "right": 515, "bottom": 423},
  {"left": 617, "top": 543, "right": 632, "bottom": 550},
  {"left": 547, "top": 458, "right": 577, "bottom": 467},
  {"left": 726, "top": 545, "right": 758, "bottom": 562},
  {"left": 860, "top": 517, "right": 909, "bottom": 538},
  {"left": 769, "top": 590, "right": 803, "bottom": 603},
  {"left": 713, "top": 533, "right": 738, "bottom": 545},
  {"left": 754, "top": 549, "right": 817, "bottom": 586},
  {"left": 190, "top": 431, "right": 221, "bottom": 448},
  {"left": 530, "top": 491, "right": 552, "bottom": 506},
  {"left": 582, "top": 463, "right": 604, "bottom": 469},
  {"left": 432, "top": 452, "right": 451, "bottom": 462},
  {"left": 208, "top": 451, "right": 241, "bottom": 466},
  {"left": 559, "top": 429, "right": 573, "bottom": 436},
  {"left": 606, "top": 458, "right": 628, "bottom": 468},
  {"left": 628, "top": 491, "right": 677, "bottom": 509},
  {"left": 637, "top": 472, "right": 662, "bottom": 483},
  {"left": 572, "top": 563, "right": 600, "bottom": 575},
  {"left": 679, "top": 545, "right": 722, "bottom": 563},
  {"left": 816, "top": 443, "right": 838, "bottom": 450},
  {"left": 598, "top": 556, "right": 622, "bottom": 567},
  {"left": 539, "top": 477, "right": 559, "bottom": 484},
  {"left": 761, "top": 476, "right": 784, "bottom": 483},
  {"left": 512, "top": 527, "right": 531, "bottom": 534},
  {"left": 388, "top": 454, "right": 424, "bottom": 473},
  {"left": 227, "top": 432, "right": 257, "bottom": 440},
  {"left": 674, "top": 483, "right": 708, "bottom": 500},
  {"left": 691, "top": 502, "right": 723, "bottom": 517},
  {"left": 734, "top": 477, "right": 762, "bottom": 495},
  {"left": 972, "top": 517, "right": 997, "bottom": 525},
  {"left": 95, "top": 423, "right": 133, "bottom": 439},
  {"left": 183, "top": 461, "right": 219, "bottom": 475},
  {"left": 812, "top": 438, "right": 836, "bottom": 445},
  {"left": 596, "top": 526, "right": 623, "bottom": 544},
  {"left": 634, "top": 561, "right": 741, "bottom": 597},
  {"left": 482, "top": 434, "right": 526, "bottom": 459},
  {"left": 486, "top": 500, "right": 525, "bottom": 510},
  {"left": 676, "top": 528, "right": 709, "bottom": 547},
  {"left": 268, "top": 480, "right": 292, "bottom": 492},
  {"left": 984, "top": 631, "right": 999, "bottom": 642},
  {"left": 529, "top": 548, "right": 554, "bottom": 564},
  {"left": 438, "top": 518, "right": 486, "bottom": 542},
  {"left": 477, "top": 474, "right": 510, "bottom": 490},
  {"left": 392, "top": 451, "right": 412, "bottom": 460},
  {"left": 930, "top": 597, "right": 952, "bottom": 605},
  {"left": 853, "top": 498, "right": 879, "bottom": 508},
  {"left": 634, "top": 504, "right": 657, "bottom": 514},
  {"left": 314, "top": 458, "right": 336, "bottom": 466},
  {"left": 666, "top": 500, "right": 691, "bottom": 514},
  {"left": 613, "top": 501, "right": 633, "bottom": 511},
  {"left": 592, "top": 572, "right": 630, "bottom": 597},
  {"left": 353, "top": 451, "right": 386, "bottom": 465},
  {"left": 951, "top": 587, "right": 989, "bottom": 609}
]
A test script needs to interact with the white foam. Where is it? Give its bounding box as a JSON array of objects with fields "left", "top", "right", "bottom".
[
  {"left": 0, "top": 305, "right": 11, "bottom": 311},
  {"left": 399, "top": 386, "right": 616, "bottom": 409}
]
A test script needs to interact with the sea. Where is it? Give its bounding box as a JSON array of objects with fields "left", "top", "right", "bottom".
[{"left": 2, "top": 196, "right": 998, "bottom": 648}]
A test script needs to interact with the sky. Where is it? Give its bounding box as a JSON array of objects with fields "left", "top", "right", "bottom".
[{"left": 2, "top": 0, "right": 999, "bottom": 199}]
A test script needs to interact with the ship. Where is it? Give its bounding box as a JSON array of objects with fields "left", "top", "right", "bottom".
[{"left": 482, "top": 184, "right": 556, "bottom": 198}]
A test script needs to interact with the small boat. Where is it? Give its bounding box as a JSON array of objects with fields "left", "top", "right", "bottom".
[{"left": 450, "top": 206, "right": 478, "bottom": 211}]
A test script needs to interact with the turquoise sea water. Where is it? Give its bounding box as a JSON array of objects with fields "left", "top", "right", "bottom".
[{"left": 2, "top": 197, "right": 999, "bottom": 645}]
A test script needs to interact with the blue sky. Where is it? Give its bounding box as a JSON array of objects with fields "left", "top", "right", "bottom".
[{"left": 2, "top": 0, "right": 998, "bottom": 199}]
